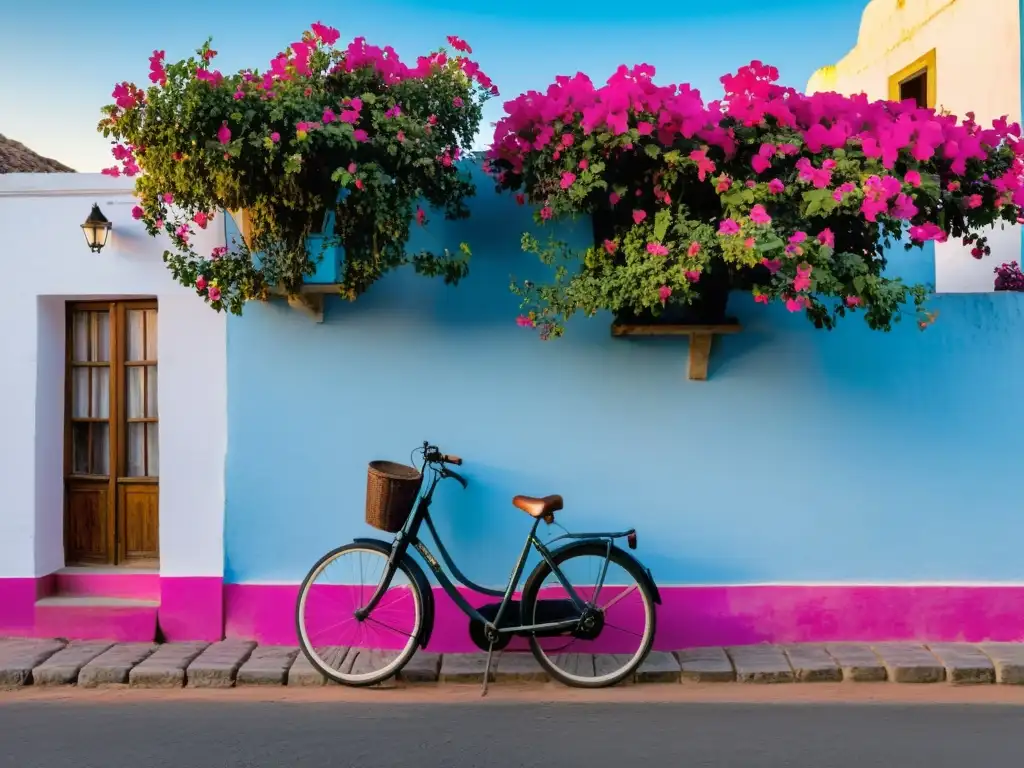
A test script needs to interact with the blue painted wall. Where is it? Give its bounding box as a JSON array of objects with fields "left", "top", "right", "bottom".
[{"left": 224, "top": 166, "right": 1024, "bottom": 587}]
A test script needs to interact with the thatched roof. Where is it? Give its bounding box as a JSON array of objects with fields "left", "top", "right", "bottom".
[{"left": 0, "top": 134, "right": 74, "bottom": 173}]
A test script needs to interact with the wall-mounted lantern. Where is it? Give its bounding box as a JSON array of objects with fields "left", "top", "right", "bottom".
[{"left": 81, "top": 203, "right": 112, "bottom": 253}]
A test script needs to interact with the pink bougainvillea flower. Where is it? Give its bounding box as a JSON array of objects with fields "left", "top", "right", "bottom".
[
  {"left": 684, "top": 270, "right": 701, "bottom": 283},
  {"left": 966, "top": 194, "right": 984, "bottom": 208},
  {"left": 761, "top": 258, "right": 781, "bottom": 274},
  {"left": 353, "top": 129, "right": 369, "bottom": 142},
  {"left": 768, "top": 178, "right": 786, "bottom": 194},
  {"left": 233, "top": 90, "right": 245, "bottom": 100},
  {"left": 909, "top": 222, "right": 948, "bottom": 243},
  {"left": 603, "top": 239, "right": 618, "bottom": 254},
  {"left": 447, "top": 35, "right": 472, "bottom": 53},
  {"left": 347, "top": 162, "right": 357, "bottom": 173},
  {"left": 753, "top": 292, "right": 770, "bottom": 304},
  {"left": 270, "top": 132, "right": 280, "bottom": 143},
  {"left": 131, "top": 205, "right": 144, "bottom": 219},
  {"left": 560, "top": 133, "right": 575, "bottom": 147},
  {"left": 311, "top": 21, "right": 341, "bottom": 45},
  {"left": 578, "top": 158, "right": 589, "bottom": 170},
  {"left": 217, "top": 122, "right": 231, "bottom": 145},
  {"left": 516, "top": 315, "right": 535, "bottom": 328},
  {"left": 515, "top": 193, "right": 526, "bottom": 205},
  {"left": 193, "top": 211, "right": 209, "bottom": 229},
  {"left": 744, "top": 237, "right": 756, "bottom": 249},
  {"left": 416, "top": 207, "right": 426, "bottom": 225},
  {"left": 632, "top": 209, "right": 647, "bottom": 224},
  {"left": 560, "top": 172, "right": 576, "bottom": 189},
  {"left": 817, "top": 228, "right": 836, "bottom": 248},
  {"left": 793, "top": 264, "right": 813, "bottom": 292},
  {"left": 208, "top": 286, "right": 222, "bottom": 302},
  {"left": 637, "top": 122, "right": 654, "bottom": 136},
  {"left": 689, "top": 149, "right": 716, "bottom": 181},
  {"left": 148, "top": 50, "right": 167, "bottom": 86},
  {"left": 384, "top": 104, "right": 402, "bottom": 119},
  {"left": 540, "top": 206, "right": 553, "bottom": 220},
  {"left": 162, "top": 193, "right": 174, "bottom": 204},
  {"left": 452, "top": 96, "right": 464, "bottom": 108},
  {"left": 718, "top": 218, "right": 740, "bottom": 235},
  {"left": 176, "top": 224, "right": 191, "bottom": 243},
  {"left": 785, "top": 296, "right": 809, "bottom": 312},
  {"left": 609, "top": 192, "right": 621, "bottom": 205},
  {"left": 890, "top": 193, "right": 919, "bottom": 220},
  {"left": 904, "top": 170, "right": 922, "bottom": 187},
  {"left": 195, "top": 276, "right": 207, "bottom": 291},
  {"left": 101, "top": 166, "right": 121, "bottom": 177},
  {"left": 646, "top": 242, "right": 669, "bottom": 256},
  {"left": 789, "top": 231, "right": 807, "bottom": 244},
  {"left": 846, "top": 295, "right": 862, "bottom": 307},
  {"left": 715, "top": 175, "right": 732, "bottom": 193},
  {"left": 210, "top": 246, "right": 228, "bottom": 260},
  {"left": 687, "top": 241, "right": 701, "bottom": 257},
  {"left": 658, "top": 285, "right": 672, "bottom": 304},
  {"left": 322, "top": 108, "right": 336, "bottom": 123},
  {"left": 750, "top": 204, "right": 771, "bottom": 225}
]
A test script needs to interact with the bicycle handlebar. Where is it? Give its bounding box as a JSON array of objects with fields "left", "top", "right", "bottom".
[{"left": 421, "top": 442, "right": 468, "bottom": 488}]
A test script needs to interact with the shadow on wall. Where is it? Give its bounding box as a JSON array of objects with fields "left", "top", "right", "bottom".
[{"left": 225, "top": 163, "right": 1024, "bottom": 588}]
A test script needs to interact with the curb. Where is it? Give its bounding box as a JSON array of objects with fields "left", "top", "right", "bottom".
[{"left": 3, "top": 639, "right": 1024, "bottom": 690}]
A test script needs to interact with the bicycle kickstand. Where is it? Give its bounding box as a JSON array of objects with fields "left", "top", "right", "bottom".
[{"left": 481, "top": 640, "right": 496, "bottom": 697}]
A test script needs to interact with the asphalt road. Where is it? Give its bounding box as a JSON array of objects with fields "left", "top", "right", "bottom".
[{"left": 1, "top": 701, "right": 1021, "bottom": 767}]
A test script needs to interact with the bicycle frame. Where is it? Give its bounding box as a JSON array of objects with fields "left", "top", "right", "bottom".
[{"left": 356, "top": 462, "right": 637, "bottom": 638}]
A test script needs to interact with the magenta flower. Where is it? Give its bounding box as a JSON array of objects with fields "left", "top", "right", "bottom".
[
  {"left": 311, "top": 21, "right": 341, "bottom": 46},
  {"left": 632, "top": 209, "right": 647, "bottom": 224},
  {"left": 447, "top": 35, "right": 473, "bottom": 54},
  {"left": 194, "top": 211, "right": 209, "bottom": 229},
  {"left": 540, "top": 206, "right": 553, "bottom": 220},
  {"left": 750, "top": 204, "right": 771, "bottom": 225},
  {"left": 560, "top": 172, "right": 576, "bottom": 189},
  {"left": 684, "top": 270, "right": 701, "bottom": 283},
  {"left": 195, "top": 276, "right": 207, "bottom": 291},
  {"left": 208, "top": 286, "right": 222, "bottom": 302},
  {"left": 718, "top": 219, "right": 740, "bottom": 235},
  {"left": 270, "top": 132, "right": 280, "bottom": 143},
  {"left": 966, "top": 194, "right": 983, "bottom": 208},
  {"left": 131, "top": 205, "right": 144, "bottom": 220},
  {"left": 846, "top": 295, "right": 862, "bottom": 307},
  {"left": 785, "top": 296, "right": 809, "bottom": 313},
  {"left": 516, "top": 314, "right": 535, "bottom": 328},
  {"left": 603, "top": 239, "right": 617, "bottom": 254},
  {"left": 210, "top": 246, "right": 228, "bottom": 260},
  {"left": 453, "top": 96, "right": 464, "bottom": 108},
  {"left": 761, "top": 258, "right": 781, "bottom": 274},
  {"left": 768, "top": 179, "right": 785, "bottom": 194},
  {"left": 353, "top": 129, "right": 369, "bottom": 142},
  {"left": 609, "top": 192, "right": 621, "bottom": 205},
  {"left": 162, "top": 193, "right": 174, "bottom": 204},
  {"left": 323, "top": 108, "right": 336, "bottom": 123},
  {"left": 687, "top": 241, "right": 701, "bottom": 257},
  {"left": 416, "top": 207, "right": 426, "bottom": 225},
  {"left": 904, "top": 170, "right": 922, "bottom": 187},
  {"left": 217, "top": 122, "right": 231, "bottom": 145},
  {"left": 658, "top": 285, "right": 672, "bottom": 304},
  {"left": 817, "top": 228, "right": 835, "bottom": 248},
  {"left": 793, "top": 264, "right": 813, "bottom": 292},
  {"left": 646, "top": 243, "right": 669, "bottom": 256}
]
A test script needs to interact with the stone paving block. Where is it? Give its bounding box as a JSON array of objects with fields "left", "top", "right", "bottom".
[
  {"left": 342, "top": 649, "right": 399, "bottom": 688},
  {"left": 440, "top": 653, "right": 494, "bottom": 683},
  {"left": 928, "top": 644, "right": 995, "bottom": 685},
  {"left": 0, "top": 638, "right": 66, "bottom": 687},
  {"left": 32, "top": 642, "right": 113, "bottom": 686},
  {"left": 78, "top": 643, "right": 157, "bottom": 687},
  {"left": 979, "top": 644, "right": 1024, "bottom": 685},
  {"left": 727, "top": 645, "right": 795, "bottom": 684},
  {"left": 398, "top": 652, "right": 441, "bottom": 683},
  {"left": 675, "top": 647, "right": 735, "bottom": 682},
  {"left": 825, "top": 644, "right": 887, "bottom": 682},
  {"left": 636, "top": 651, "right": 681, "bottom": 683},
  {"left": 236, "top": 645, "right": 298, "bottom": 686},
  {"left": 187, "top": 640, "right": 257, "bottom": 688},
  {"left": 129, "top": 642, "right": 208, "bottom": 688},
  {"left": 783, "top": 645, "right": 842, "bottom": 682},
  {"left": 594, "top": 654, "right": 637, "bottom": 684},
  {"left": 552, "top": 654, "right": 596, "bottom": 680},
  {"left": 286, "top": 647, "right": 347, "bottom": 686},
  {"left": 872, "top": 644, "right": 945, "bottom": 683},
  {"left": 494, "top": 652, "right": 547, "bottom": 682}
]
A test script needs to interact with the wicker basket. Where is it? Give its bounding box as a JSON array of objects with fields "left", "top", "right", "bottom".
[{"left": 365, "top": 461, "right": 423, "bottom": 532}]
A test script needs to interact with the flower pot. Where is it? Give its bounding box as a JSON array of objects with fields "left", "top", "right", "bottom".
[{"left": 229, "top": 208, "right": 344, "bottom": 285}]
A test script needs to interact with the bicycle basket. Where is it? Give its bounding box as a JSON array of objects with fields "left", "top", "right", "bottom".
[{"left": 365, "top": 461, "right": 423, "bottom": 533}]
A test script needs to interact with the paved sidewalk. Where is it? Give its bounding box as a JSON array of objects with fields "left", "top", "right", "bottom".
[{"left": 3, "top": 638, "right": 1024, "bottom": 689}]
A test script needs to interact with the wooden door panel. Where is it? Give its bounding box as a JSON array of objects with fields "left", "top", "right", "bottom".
[
  {"left": 66, "top": 481, "right": 112, "bottom": 565},
  {"left": 119, "top": 483, "right": 159, "bottom": 565}
]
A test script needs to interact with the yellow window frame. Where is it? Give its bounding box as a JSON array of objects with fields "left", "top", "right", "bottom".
[{"left": 888, "top": 49, "right": 937, "bottom": 108}]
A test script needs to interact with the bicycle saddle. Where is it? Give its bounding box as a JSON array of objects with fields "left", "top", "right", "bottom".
[{"left": 512, "top": 494, "right": 563, "bottom": 523}]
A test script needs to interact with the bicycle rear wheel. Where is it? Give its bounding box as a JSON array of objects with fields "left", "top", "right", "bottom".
[
  {"left": 521, "top": 543, "right": 656, "bottom": 688},
  {"left": 295, "top": 543, "right": 423, "bottom": 686}
]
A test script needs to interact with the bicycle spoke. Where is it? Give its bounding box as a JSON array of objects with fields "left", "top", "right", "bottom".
[{"left": 600, "top": 584, "right": 638, "bottom": 611}]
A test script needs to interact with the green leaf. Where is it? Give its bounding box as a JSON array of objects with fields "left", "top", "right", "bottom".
[
  {"left": 644, "top": 144, "right": 661, "bottom": 159},
  {"left": 653, "top": 209, "right": 671, "bottom": 242}
]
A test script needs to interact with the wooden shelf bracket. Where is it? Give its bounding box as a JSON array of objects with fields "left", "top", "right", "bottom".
[{"left": 610, "top": 322, "right": 742, "bottom": 381}]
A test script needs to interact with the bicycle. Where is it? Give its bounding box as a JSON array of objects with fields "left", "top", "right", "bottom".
[{"left": 295, "top": 441, "right": 661, "bottom": 692}]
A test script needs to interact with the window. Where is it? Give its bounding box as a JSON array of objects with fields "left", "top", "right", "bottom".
[
  {"left": 65, "top": 301, "right": 160, "bottom": 566},
  {"left": 888, "top": 49, "right": 937, "bottom": 110}
]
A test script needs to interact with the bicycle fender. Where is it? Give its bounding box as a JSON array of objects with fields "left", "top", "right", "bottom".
[
  {"left": 353, "top": 537, "right": 436, "bottom": 648},
  {"left": 545, "top": 540, "right": 663, "bottom": 605}
]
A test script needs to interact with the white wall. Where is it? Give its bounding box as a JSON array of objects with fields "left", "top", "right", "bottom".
[
  {"left": 0, "top": 173, "right": 226, "bottom": 578},
  {"left": 807, "top": 0, "right": 1021, "bottom": 292}
]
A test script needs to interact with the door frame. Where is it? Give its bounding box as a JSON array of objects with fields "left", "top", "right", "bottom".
[{"left": 63, "top": 299, "right": 160, "bottom": 568}]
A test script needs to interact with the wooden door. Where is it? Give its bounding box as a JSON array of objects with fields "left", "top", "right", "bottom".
[{"left": 65, "top": 301, "right": 159, "bottom": 567}]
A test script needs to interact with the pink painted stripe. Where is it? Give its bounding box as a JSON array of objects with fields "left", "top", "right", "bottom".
[
  {"left": 224, "top": 584, "right": 1024, "bottom": 651},
  {"left": 33, "top": 604, "right": 158, "bottom": 643}
]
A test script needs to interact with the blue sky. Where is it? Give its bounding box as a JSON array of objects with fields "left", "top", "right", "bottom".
[{"left": 1, "top": 0, "right": 867, "bottom": 171}]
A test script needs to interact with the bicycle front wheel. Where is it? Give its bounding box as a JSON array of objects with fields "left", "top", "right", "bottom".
[
  {"left": 295, "top": 543, "right": 423, "bottom": 686},
  {"left": 521, "top": 543, "right": 656, "bottom": 688}
]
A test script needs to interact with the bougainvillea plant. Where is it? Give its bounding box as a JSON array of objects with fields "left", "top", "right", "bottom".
[
  {"left": 487, "top": 61, "right": 1024, "bottom": 338},
  {"left": 98, "top": 24, "right": 495, "bottom": 313},
  {"left": 994, "top": 260, "right": 1024, "bottom": 291}
]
